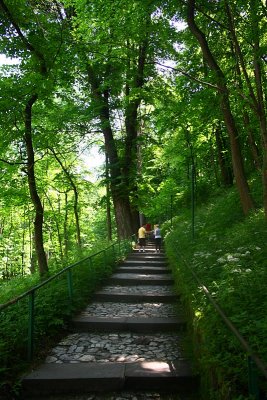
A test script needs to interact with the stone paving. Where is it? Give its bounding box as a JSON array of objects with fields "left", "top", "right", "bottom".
[
  {"left": 80, "top": 302, "right": 181, "bottom": 318},
  {"left": 45, "top": 332, "right": 184, "bottom": 364},
  {"left": 96, "top": 286, "right": 174, "bottom": 295}
]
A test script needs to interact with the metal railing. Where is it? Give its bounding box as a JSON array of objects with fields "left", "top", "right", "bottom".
[
  {"left": 175, "top": 247, "right": 267, "bottom": 399},
  {"left": 0, "top": 238, "right": 132, "bottom": 361}
]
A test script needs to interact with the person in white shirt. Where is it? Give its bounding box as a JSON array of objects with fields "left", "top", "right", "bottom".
[{"left": 154, "top": 224, "right": 162, "bottom": 252}]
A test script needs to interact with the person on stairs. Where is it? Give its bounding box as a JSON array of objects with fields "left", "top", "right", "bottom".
[
  {"left": 138, "top": 223, "right": 147, "bottom": 252},
  {"left": 154, "top": 224, "right": 162, "bottom": 252}
]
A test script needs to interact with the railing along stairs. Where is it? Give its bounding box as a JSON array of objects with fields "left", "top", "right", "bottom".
[
  {"left": 176, "top": 247, "right": 267, "bottom": 399},
  {"left": 0, "top": 238, "right": 132, "bottom": 363}
]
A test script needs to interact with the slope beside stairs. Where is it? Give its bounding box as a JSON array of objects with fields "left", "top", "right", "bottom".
[{"left": 21, "top": 242, "right": 199, "bottom": 399}]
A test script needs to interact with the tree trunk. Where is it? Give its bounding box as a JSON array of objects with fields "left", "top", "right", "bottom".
[
  {"left": 226, "top": 0, "right": 267, "bottom": 212},
  {"left": 24, "top": 94, "right": 48, "bottom": 276},
  {"left": 21, "top": 206, "right": 27, "bottom": 275},
  {"left": 187, "top": 0, "right": 254, "bottom": 215},
  {"left": 45, "top": 192, "right": 64, "bottom": 261},
  {"left": 214, "top": 124, "right": 233, "bottom": 186},
  {"left": 87, "top": 65, "right": 135, "bottom": 238},
  {"left": 101, "top": 91, "right": 134, "bottom": 238},
  {"left": 105, "top": 152, "right": 112, "bottom": 241},
  {"left": 124, "top": 37, "right": 149, "bottom": 188},
  {"left": 209, "top": 138, "right": 220, "bottom": 186},
  {"left": 243, "top": 111, "right": 261, "bottom": 171},
  {"left": 50, "top": 148, "right": 82, "bottom": 248},
  {"left": 64, "top": 192, "right": 69, "bottom": 258},
  {"left": 112, "top": 196, "right": 135, "bottom": 238},
  {"left": 226, "top": 2, "right": 261, "bottom": 172},
  {"left": 250, "top": 0, "right": 267, "bottom": 216}
]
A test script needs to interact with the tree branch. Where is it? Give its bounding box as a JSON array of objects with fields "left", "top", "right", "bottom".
[
  {"left": 0, "top": 158, "right": 26, "bottom": 166},
  {"left": 156, "top": 61, "right": 222, "bottom": 91},
  {"left": 0, "top": 0, "right": 47, "bottom": 74}
]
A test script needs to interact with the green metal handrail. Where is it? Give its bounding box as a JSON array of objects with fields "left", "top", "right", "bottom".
[
  {"left": 175, "top": 247, "right": 267, "bottom": 399},
  {"left": 0, "top": 238, "right": 133, "bottom": 361}
]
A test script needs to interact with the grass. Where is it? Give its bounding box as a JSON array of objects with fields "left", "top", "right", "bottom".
[{"left": 163, "top": 183, "right": 267, "bottom": 400}]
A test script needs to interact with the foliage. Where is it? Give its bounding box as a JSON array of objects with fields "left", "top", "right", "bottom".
[
  {"left": 0, "top": 1, "right": 267, "bottom": 397},
  {"left": 0, "top": 239, "right": 130, "bottom": 396},
  {"left": 163, "top": 176, "right": 267, "bottom": 400}
]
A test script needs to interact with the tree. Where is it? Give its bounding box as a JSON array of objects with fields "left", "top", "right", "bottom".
[
  {"left": 186, "top": 0, "right": 255, "bottom": 215},
  {"left": 0, "top": 0, "right": 80, "bottom": 274},
  {"left": 64, "top": 0, "right": 174, "bottom": 237}
]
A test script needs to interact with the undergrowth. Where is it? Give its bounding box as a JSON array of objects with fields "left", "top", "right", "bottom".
[
  {"left": 0, "top": 240, "right": 130, "bottom": 399},
  {"left": 163, "top": 184, "right": 267, "bottom": 400}
]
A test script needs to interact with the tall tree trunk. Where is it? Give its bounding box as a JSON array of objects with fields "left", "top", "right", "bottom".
[
  {"left": 226, "top": 2, "right": 261, "bottom": 172},
  {"left": 101, "top": 90, "right": 134, "bottom": 238},
  {"left": 250, "top": 0, "right": 267, "bottom": 217},
  {"left": 226, "top": 1, "right": 266, "bottom": 211},
  {"left": 124, "top": 37, "right": 149, "bottom": 187},
  {"left": 87, "top": 65, "right": 134, "bottom": 238},
  {"left": 50, "top": 149, "right": 82, "bottom": 248},
  {"left": 1, "top": 0, "right": 50, "bottom": 274},
  {"left": 21, "top": 206, "right": 27, "bottom": 275},
  {"left": 243, "top": 111, "right": 261, "bottom": 171},
  {"left": 187, "top": 0, "right": 254, "bottom": 215},
  {"left": 64, "top": 192, "right": 69, "bottom": 258},
  {"left": 24, "top": 94, "right": 48, "bottom": 276},
  {"left": 214, "top": 124, "right": 233, "bottom": 186},
  {"left": 45, "top": 192, "right": 64, "bottom": 261},
  {"left": 209, "top": 139, "right": 220, "bottom": 186},
  {"left": 28, "top": 209, "right": 36, "bottom": 275},
  {"left": 123, "top": 23, "right": 150, "bottom": 233},
  {"left": 105, "top": 152, "right": 112, "bottom": 241}
]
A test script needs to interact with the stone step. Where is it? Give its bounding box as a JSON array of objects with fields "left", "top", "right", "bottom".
[
  {"left": 127, "top": 258, "right": 167, "bottom": 264},
  {"left": 21, "top": 360, "right": 198, "bottom": 397},
  {"left": 117, "top": 266, "right": 171, "bottom": 274},
  {"left": 93, "top": 292, "right": 178, "bottom": 303},
  {"left": 121, "top": 260, "right": 168, "bottom": 267},
  {"left": 94, "top": 285, "right": 177, "bottom": 302},
  {"left": 127, "top": 252, "right": 166, "bottom": 259},
  {"left": 108, "top": 273, "right": 174, "bottom": 286},
  {"left": 20, "top": 246, "right": 199, "bottom": 399},
  {"left": 71, "top": 316, "right": 186, "bottom": 332},
  {"left": 80, "top": 302, "right": 182, "bottom": 319},
  {"left": 135, "top": 245, "right": 163, "bottom": 249},
  {"left": 132, "top": 249, "right": 165, "bottom": 254}
]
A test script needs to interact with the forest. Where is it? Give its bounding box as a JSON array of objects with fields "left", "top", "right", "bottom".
[{"left": 0, "top": 0, "right": 267, "bottom": 399}]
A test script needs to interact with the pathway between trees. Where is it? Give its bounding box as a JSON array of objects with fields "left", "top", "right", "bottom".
[{"left": 21, "top": 242, "right": 199, "bottom": 400}]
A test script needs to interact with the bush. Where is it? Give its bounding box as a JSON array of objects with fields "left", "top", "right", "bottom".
[{"left": 163, "top": 186, "right": 267, "bottom": 400}]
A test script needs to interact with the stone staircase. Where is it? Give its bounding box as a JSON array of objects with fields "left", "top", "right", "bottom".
[{"left": 21, "top": 243, "right": 199, "bottom": 399}]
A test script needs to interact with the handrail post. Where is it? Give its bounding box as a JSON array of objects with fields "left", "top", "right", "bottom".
[
  {"left": 28, "top": 291, "right": 35, "bottom": 361},
  {"left": 248, "top": 356, "right": 259, "bottom": 399},
  {"left": 67, "top": 270, "right": 73, "bottom": 303}
]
